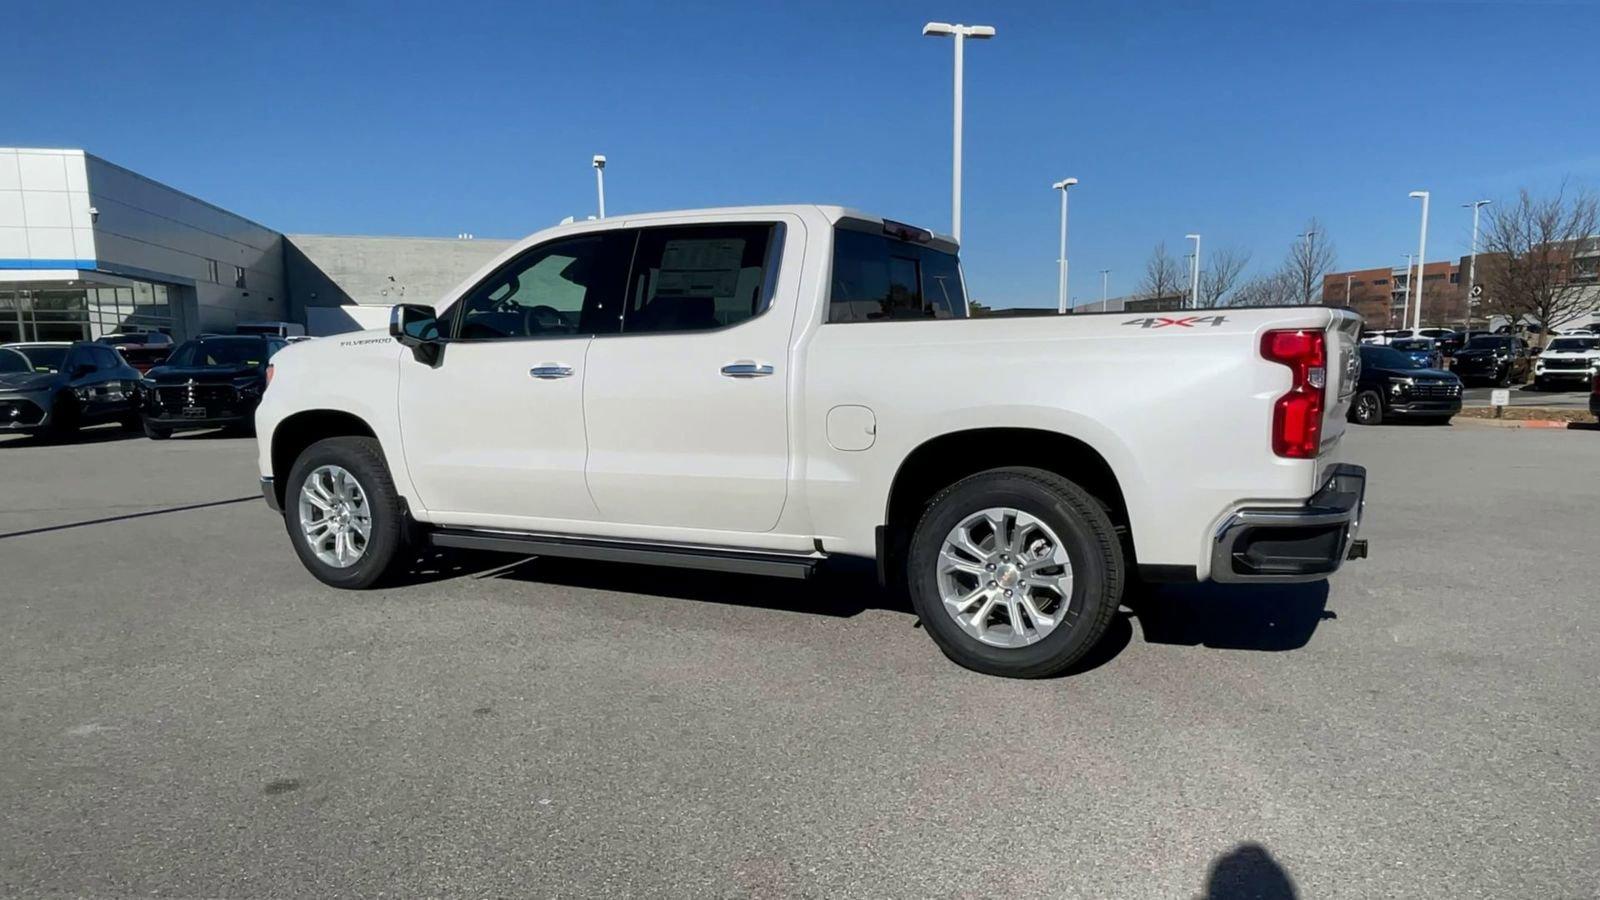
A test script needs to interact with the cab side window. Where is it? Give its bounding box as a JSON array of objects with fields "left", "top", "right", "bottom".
[
  {"left": 454, "top": 232, "right": 634, "bottom": 340},
  {"left": 621, "top": 224, "right": 779, "bottom": 334}
]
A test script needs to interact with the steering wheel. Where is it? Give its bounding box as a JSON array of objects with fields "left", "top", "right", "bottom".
[{"left": 523, "top": 304, "right": 567, "bottom": 335}]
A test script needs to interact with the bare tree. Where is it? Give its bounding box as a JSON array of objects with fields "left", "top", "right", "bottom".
[
  {"left": 1198, "top": 247, "right": 1251, "bottom": 308},
  {"left": 1230, "top": 269, "right": 1300, "bottom": 308},
  {"left": 1284, "top": 218, "right": 1337, "bottom": 305},
  {"left": 1479, "top": 185, "right": 1600, "bottom": 340},
  {"left": 1139, "top": 242, "right": 1188, "bottom": 303}
]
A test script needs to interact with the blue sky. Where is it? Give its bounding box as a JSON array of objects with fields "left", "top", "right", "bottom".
[{"left": 8, "top": 0, "right": 1598, "bottom": 307}]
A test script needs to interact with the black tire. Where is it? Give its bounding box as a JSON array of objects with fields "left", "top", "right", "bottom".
[
  {"left": 1534, "top": 377, "right": 1549, "bottom": 391},
  {"left": 1351, "top": 390, "right": 1384, "bottom": 426},
  {"left": 1495, "top": 366, "right": 1511, "bottom": 387},
  {"left": 906, "top": 467, "right": 1124, "bottom": 679},
  {"left": 143, "top": 418, "right": 172, "bottom": 440},
  {"left": 283, "top": 436, "right": 407, "bottom": 589}
]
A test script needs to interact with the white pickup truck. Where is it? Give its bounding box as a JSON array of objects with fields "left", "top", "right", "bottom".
[{"left": 255, "top": 205, "right": 1367, "bottom": 677}]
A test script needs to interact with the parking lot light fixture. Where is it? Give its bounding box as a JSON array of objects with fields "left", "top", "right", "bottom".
[
  {"left": 1464, "top": 200, "right": 1491, "bottom": 336},
  {"left": 923, "top": 21, "right": 996, "bottom": 243},
  {"left": 592, "top": 155, "right": 607, "bottom": 219},
  {"left": 1053, "top": 178, "right": 1078, "bottom": 313},
  {"left": 1186, "top": 233, "right": 1201, "bottom": 309},
  {"left": 1409, "top": 190, "right": 1430, "bottom": 331}
]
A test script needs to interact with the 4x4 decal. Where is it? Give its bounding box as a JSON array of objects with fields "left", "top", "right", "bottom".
[{"left": 1122, "top": 315, "right": 1228, "bottom": 329}]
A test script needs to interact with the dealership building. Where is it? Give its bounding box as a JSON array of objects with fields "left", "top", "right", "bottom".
[{"left": 0, "top": 147, "right": 512, "bottom": 344}]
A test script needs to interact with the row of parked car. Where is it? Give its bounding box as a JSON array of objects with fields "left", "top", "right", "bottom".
[
  {"left": 1347, "top": 323, "right": 1600, "bottom": 427},
  {"left": 0, "top": 332, "right": 289, "bottom": 441}
]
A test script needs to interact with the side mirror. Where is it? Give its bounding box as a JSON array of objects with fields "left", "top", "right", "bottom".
[{"left": 390, "top": 303, "right": 444, "bottom": 366}]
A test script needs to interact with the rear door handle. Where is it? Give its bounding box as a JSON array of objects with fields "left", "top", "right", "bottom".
[
  {"left": 529, "top": 364, "right": 574, "bottom": 379},
  {"left": 720, "top": 361, "right": 774, "bottom": 378}
]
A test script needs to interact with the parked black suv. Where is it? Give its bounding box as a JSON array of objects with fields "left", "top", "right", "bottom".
[
  {"left": 1349, "top": 344, "right": 1463, "bottom": 425},
  {"left": 0, "top": 341, "right": 144, "bottom": 437},
  {"left": 140, "top": 335, "right": 286, "bottom": 439},
  {"left": 1452, "top": 335, "right": 1532, "bottom": 385}
]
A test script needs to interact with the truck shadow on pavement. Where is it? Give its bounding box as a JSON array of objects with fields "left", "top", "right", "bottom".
[
  {"left": 459, "top": 552, "right": 1330, "bottom": 670},
  {"left": 1125, "top": 580, "right": 1332, "bottom": 652}
]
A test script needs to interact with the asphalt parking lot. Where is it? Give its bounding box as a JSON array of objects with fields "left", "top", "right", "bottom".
[{"left": 2, "top": 424, "right": 1596, "bottom": 898}]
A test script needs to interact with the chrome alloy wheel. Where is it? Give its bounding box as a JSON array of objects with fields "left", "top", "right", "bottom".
[
  {"left": 936, "top": 507, "right": 1075, "bottom": 648},
  {"left": 298, "top": 464, "right": 372, "bottom": 568}
]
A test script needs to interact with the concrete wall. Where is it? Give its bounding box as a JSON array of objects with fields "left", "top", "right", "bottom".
[
  {"left": 0, "top": 148, "right": 97, "bottom": 267},
  {"left": 285, "top": 234, "right": 516, "bottom": 317},
  {"left": 82, "top": 153, "right": 286, "bottom": 333}
]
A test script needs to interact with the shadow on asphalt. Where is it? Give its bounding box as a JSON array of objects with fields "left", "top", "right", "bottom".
[
  {"left": 440, "top": 551, "right": 1329, "bottom": 672},
  {"left": 1199, "top": 843, "right": 1299, "bottom": 899},
  {"left": 0, "top": 495, "right": 259, "bottom": 540},
  {"left": 1127, "top": 580, "right": 1332, "bottom": 652}
]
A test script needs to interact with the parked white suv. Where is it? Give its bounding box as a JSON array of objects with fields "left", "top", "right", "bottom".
[
  {"left": 1533, "top": 335, "right": 1600, "bottom": 389},
  {"left": 255, "top": 205, "right": 1367, "bottom": 677}
]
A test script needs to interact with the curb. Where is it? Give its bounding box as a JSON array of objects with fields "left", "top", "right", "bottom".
[{"left": 1450, "top": 416, "right": 1582, "bottom": 430}]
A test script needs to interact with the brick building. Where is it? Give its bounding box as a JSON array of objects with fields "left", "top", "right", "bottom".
[{"left": 1322, "top": 261, "right": 1464, "bottom": 329}]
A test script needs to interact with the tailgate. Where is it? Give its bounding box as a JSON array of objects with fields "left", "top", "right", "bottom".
[{"left": 1322, "top": 310, "right": 1363, "bottom": 455}]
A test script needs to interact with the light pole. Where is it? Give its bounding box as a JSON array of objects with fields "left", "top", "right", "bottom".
[
  {"left": 922, "top": 21, "right": 996, "bottom": 243},
  {"left": 1409, "top": 190, "right": 1430, "bottom": 331},
  {"left": 1398, "top": 253, "right": 1414, "bottom": 329},
  {"left": 592, "top": 155, "right": 607, "bottom": 219},
  {"left": 1186, "top": 233, "right": 1202, "bottom": 309},
  {"left": 1053, "top": 178, "right": 1077, "bottom": 313},
  {"left": 1297, "top": 229, "right": 1318, "bottom": 304},
  {"left": 1464, "top": 199, "right": 1491, "bottom": 337},
  {"left": 1099, "top": 269, "right": 1110, "bottom": 306},
  {"left": 1345, "top": 273, "right": 1353, "bottom": 305}
]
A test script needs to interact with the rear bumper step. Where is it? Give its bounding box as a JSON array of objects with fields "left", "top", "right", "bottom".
[
  {"left": 428, "top": 528, "right": 825, "bottom": 580},
  {"left": 1211, "top": 463, "right": 1367, "bottom": 583}
]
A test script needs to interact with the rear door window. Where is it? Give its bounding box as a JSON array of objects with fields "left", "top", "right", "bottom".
[
  {"left": 620, "top": 223, "right": 780, "bottom": 334},
  {"left": 828, "top": 228, "right": 967, "bottom": 322}
]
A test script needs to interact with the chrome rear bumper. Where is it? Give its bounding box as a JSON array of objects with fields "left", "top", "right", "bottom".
[{"left": 1211, "top": 464, "right": 1367, "bottom": 583}]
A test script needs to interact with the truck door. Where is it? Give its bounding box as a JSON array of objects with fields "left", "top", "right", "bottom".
[
  {"left": 398, "top": 230, "right": 634, "bottom": 525},
  {"left": 582, "top": 217, "right": 801, "bottom": 533}
]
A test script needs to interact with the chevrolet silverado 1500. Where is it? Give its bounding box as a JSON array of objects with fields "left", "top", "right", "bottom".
[{"left": 256, "top": 205, "right": 1367, "bottom": 677}]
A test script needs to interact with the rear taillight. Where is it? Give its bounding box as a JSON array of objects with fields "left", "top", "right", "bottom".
[
  {"left": 265, "top": 364, "right": 275, "bottom": 387},
  {"left": 1262, "top": 329, "right": 1327, "bottom": 459}
]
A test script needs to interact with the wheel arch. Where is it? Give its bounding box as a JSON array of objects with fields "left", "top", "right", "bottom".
[
  {"left": 269, "top": 409, "right": 379, "bottom": 508},
  {"left": 880, "top": 427, "right": 1134, "bottom": 582}
]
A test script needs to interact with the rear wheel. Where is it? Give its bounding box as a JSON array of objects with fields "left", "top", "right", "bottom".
[
  {"left": 1351, "top": 390, "right": 1384, "bottom": 426},
  {"left": 284, "top": 436, "right": 406, "bottom": 589},
  {"left": 906, "top": 467, "right": 1123, "bottom": 679}
]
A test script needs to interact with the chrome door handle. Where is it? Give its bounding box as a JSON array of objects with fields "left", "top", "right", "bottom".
[
  {"left": 720, "top": 361, "right": 774, "bottom": 378},
  {"left": 529, "top": 364, "right": 574, "bottom": 379}
]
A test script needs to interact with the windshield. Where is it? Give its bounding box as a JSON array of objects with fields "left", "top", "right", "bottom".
[
  {"left": 0, "top": 348, "right": 32, "bottom": 374},
  {"left": 1362, "top": 346, "right": 1428, "bottom": 370},
  {"left": 1548, "top": 337, "right": 1600, "bottom": 352},
  {"left": 1464, "top": 336, "right": 1512, "bottom": 350},
  {"left": 165, "top": 338, "right": 270, "bottom": 368},
  {"left": 11, "top": 345, "right": 68, "bottom": 373}
]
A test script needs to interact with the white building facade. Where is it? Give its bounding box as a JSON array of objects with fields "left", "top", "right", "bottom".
[{"left": 0, "top": 147, "right": 287, "bottom": 343}]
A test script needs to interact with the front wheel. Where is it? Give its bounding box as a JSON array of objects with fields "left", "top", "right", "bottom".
[
  {"left": 906, "top": 467, "right": 1124, "bottom": 678},
  {"left": 284, "top": 436, "right": 407, "bottom": 589},
  {"left": 143, "top": 418, "right": 172, "bottom": 440},
  {"left": 1495, "top": 366, "right": 1512, "bottom": 387},
  {"left": 1351, "top": 390, "right": 1384, "bottom": 426}
]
